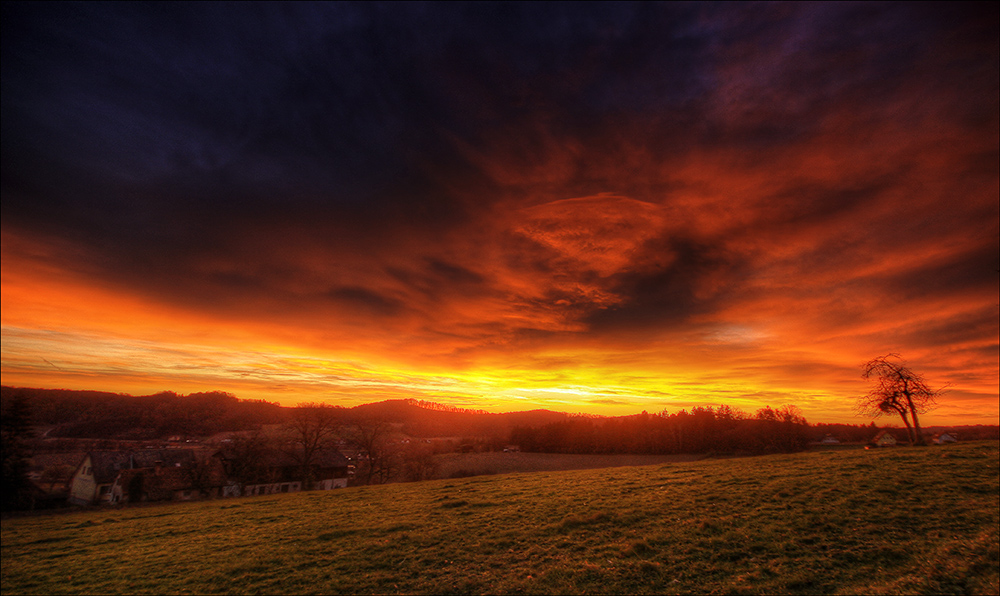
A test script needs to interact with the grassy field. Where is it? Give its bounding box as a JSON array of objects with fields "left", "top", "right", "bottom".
[
  {"left": 2, "top": 442, "right": 997, "bottom": 595},
  {"left": 435, "top": 451, "right": 705, "bottom": 478}
]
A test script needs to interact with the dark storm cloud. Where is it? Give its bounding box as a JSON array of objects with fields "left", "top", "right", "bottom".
[
  {"left": 585, "top": 237, "right": 748, "bottom": 332},
  {"left": 328, "top": 286, "right": 404, "bottom": 317},
  {"left": 1, "top": 3, "right": 703, "bottom": 218},
  {"left": 1, "top": 2, "right": 711, "bottom": 307},
  {"left": 886, "top": 243, "right": 1000, "bottom": 302},
  {"left": 2, "top": 2, "right": 996, "bottom": 346},
  {"left": 425, "top": 259, "right": 486, "bottom": 287},
  {"left": 2, "top": 4, "right": 413, "bottom": 171},
  {"left": 1, "top": 3, "right": 446, "bottom": 232},
  {"left": 899, "top": 305, "right": 1000, "bottom": 349}
]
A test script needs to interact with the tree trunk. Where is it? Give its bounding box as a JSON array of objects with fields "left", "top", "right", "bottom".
[
  {"left": 904, "top": 396, "right": 925, "bottom": 445},
  {"left": 896, "top": 410, "right": 915, "bottom": 445}
]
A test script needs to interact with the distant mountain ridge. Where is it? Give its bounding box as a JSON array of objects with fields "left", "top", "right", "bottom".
[
  {"left": 348, "top": 399, "right": 573, "bottom": 437},
  {"left": 1, "top": 386, "right": 283, "bottom": 439},
  {"left": 1, "top": 387, "right": 578, "bottom": 440}
]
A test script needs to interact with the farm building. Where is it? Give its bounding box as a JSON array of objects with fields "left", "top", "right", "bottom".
[
  {"left": 932, "top": 432, "right": 958, "bottom": 445},
  {"left": 109, "top": 458, "right": 228, "bottom": 504},
  {"left": 67, "top": 447, "right": 350, "bottom": 505},
  {"left": 871, "top": 430, "right": 898, "bottom": 447},
  {"left": 67, "top": 450, "right": 196, "bottom": 506}
]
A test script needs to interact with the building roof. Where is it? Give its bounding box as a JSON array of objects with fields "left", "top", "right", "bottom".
[
  {"left": 115, "top": 458, "right": 229, "bottom": 498},
  {"left": 872, "top": 430, "right": 897, "bottom": 443},
  {"left": 83, "top": 449, "right": 198, "bottom": 484},
  {"left": 29, "top": 452, "right": 87, "bottom": 474}
]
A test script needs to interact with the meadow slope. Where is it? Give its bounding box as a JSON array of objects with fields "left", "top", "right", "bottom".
[{"left": 2, "top": 443, "right": 997, "bottom": 595}]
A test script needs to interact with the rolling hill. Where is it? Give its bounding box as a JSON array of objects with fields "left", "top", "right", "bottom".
[{"left": 2, "top": 441, "right": 997, "bottom": 595}]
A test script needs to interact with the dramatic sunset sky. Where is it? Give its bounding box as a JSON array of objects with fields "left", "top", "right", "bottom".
[{"left": 2, "top": 3, "right": 997, "bottom": 424}]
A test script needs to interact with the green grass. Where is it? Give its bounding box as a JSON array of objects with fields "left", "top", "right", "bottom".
[
  {"left": 435, "top": 451, "right": 705, "bottom": 478},
  {"left": 3, "top": 442, "right": 997, "bottom": 595}
]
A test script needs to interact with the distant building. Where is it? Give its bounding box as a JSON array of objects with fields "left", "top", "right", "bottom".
[
  {"left": 67, "top": 450, "right": 196, "bottom": 506},
  {"left": 871, "top": 430, "right": 898, "bottom": 447},
  {"left": 109, "top": 457, "right": 228, "bottom": 504},
  {"left": 68, "top": 447, "right": 349, "bottom": 505},
  {"left": 819, "top": 435, "right": 840, "bottom": 445},
  {"left": 932, "top": 432, "right": 958, "bottom": 445}
]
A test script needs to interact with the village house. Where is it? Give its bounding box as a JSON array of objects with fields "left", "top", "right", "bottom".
[
  {"left": 932, "top": 432, "right": 958, "bottom": 445},
  {"left": 109, "top": 457, "right": 228, "bottom": 504},
  {"left": 67, "top": 449, "right": 196, "bottom": 506},
  {"left": 870, "top": 430, "right": 898, "bottom": 448},
  {"left": 67, "top": 446, "right": 350, "bottom": 505}
]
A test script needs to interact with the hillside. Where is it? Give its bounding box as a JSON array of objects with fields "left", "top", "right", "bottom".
[
  {"left": 1, "top": 388, "right": 574, "bottom": 441},
  {"left": 2, "top": 442, "right": 997, "bottom": 595},
  {"left": 349, "top": 399, "right": 571, "bottom": 437},
  {"left": 1, "top": 386, "right": 284, "bottom": 439}
]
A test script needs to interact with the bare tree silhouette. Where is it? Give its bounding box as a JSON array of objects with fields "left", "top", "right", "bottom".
[
  {"left": 348, "top": 416, "right": 401, "bottom": 485},
  {"left": 858, "top": 354, "right": 940, "bottom": 445},
  {"left": 285, "top": 403, "right": 344, "bottom": 490}
]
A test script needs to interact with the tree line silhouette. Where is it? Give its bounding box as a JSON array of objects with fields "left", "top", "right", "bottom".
[
  {"left": 510, "top": 405, "right": 812, "bottom": 455},
  {"left": 2, "top": 387, "right": 283, "bottom": 439}
]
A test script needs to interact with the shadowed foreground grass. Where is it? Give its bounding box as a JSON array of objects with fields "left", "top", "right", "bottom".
[
  {"left": 435, "top": 451, "right": 705, "bottom": 478},
  {"left": 2, "top": 442, "right": 997, "bottom": 595}
]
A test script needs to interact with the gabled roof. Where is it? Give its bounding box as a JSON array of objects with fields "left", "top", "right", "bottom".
[
  {"left": 83, "top": 450, "right": 198, "bottom": 484},
  {"left": 872, "top": 430, "right": 897, "bottom": 443},
  {"left": 117, "top": 467, "right": 186, "bottom": 498},
  {"left": 115, "top": 458, "right": 228, "bottom": 498},
  {"left": 29, "top": 452, "right": 87, "bottom": 473}
]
